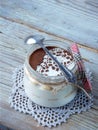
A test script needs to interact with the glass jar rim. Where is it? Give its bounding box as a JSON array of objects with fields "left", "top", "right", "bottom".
[{"left": 25, "top": 40, "right": 77, "bottom": 84}]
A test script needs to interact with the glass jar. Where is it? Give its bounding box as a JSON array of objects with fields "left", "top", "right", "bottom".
[{"left": 24, "top": 40, "right": 77, "bottom": 107}]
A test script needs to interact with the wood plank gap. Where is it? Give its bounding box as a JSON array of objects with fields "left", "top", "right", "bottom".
[{"left": 0, "top": 15, "right": 98, "bottom": 53}]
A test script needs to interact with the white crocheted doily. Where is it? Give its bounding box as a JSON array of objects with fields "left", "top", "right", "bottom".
[{"left": 9, "top": 66, "right": 93, "bottom": 128}]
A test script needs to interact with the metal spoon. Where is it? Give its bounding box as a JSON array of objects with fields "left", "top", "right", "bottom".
[{"left": 25, "top": 35, "right": 77, "bottom": 83}]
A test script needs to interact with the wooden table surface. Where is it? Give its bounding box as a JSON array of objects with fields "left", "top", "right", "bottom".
[{"left": 0, "top": 0, "right": 98, "bottom": 130}]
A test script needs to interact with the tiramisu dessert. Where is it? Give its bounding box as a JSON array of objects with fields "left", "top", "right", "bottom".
[
  {"left": 29, "top": 47, "right": 74, "bottom": 77},
  {"left": 24, "top": 42, "right": 77, "bottom": 107}
]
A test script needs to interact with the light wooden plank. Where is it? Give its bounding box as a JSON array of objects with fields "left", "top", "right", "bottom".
[
  {"left": 0, "top": 15, "right": 98, "bottom": 130},
  {"left": 0, "top": 102, "right": 40, "bottom": 130},
  {"left": 0, "top": 17, "right": 98, "bottom": 69},
  {"left": 0, "top": 0, "right": 98, "bottom": 49},
  {"left": 0, "top": 17, "right": 98, "bottom": 105},
  {"left": 50, "top": 0, "right": 98, "bottom": 15}
]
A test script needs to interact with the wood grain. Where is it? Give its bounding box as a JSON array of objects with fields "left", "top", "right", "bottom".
[
  {"left": 0, "top": 0, "right": 98, "bottom": 50},
  {"left": 0, "top": 0, "right": 98, "bottom": 130}
]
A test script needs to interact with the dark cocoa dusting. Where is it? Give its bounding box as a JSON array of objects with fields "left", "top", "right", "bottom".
[{"left": 29, "top": 47, "right": 55, "bottom": 70}]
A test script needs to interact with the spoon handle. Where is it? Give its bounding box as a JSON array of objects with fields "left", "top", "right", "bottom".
[{"left": 37, "top": 40, "right": 76, "bottom": 83}]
